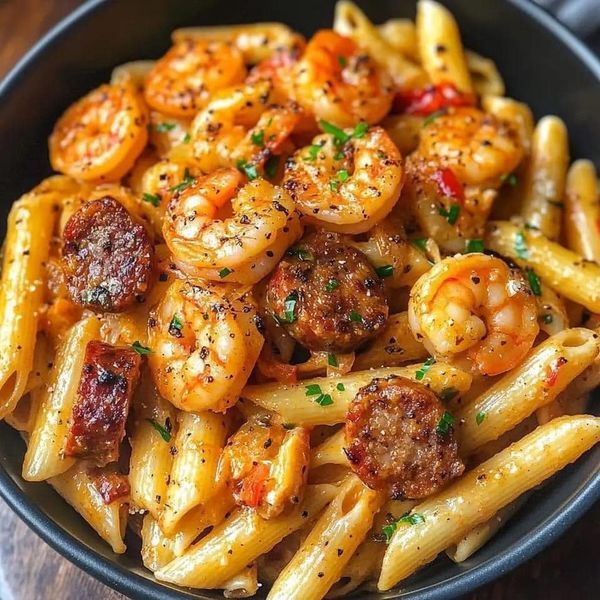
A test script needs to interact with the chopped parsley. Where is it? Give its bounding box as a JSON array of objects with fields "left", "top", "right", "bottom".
[
  {"left": 315, "top": 393, "right": 333, "bottom": 406},
  {"left": 411, "top": 238, "right": 428, "bottom": 252},
  {"left": 281, "top": 292, "right": 298, "bottom": 323},
  {"left": 542, "top": 313, "right": 553, "bottom": 324},
  {"left": 327, "top": 353, "right": 338, "bottom": 367},
  {"left": 329, "top": 179, "right": 339, "bottom": 192},
  {"left": 219, "top": 267, "right": 232, "bottom": 278},
  {"left": 305, "top": 143, "right": 323, "bottom": 161},
  {"left": 155, "top": 122, "right": 176, "bottom": 133},
  {"left": 305, "top": 383, "right": 333, "bottom": 406},
  {"left": 465, "top": 239, "right": 484, "bottom": 253},
  {"left": 337, "top": 169, "right": 349, "bottom": 182},
  {"left": 423, "top": 110, "right": 446, "bottom": 128},
  {"left": 382, "top": 512, "right": 426, "bottom": 543},
  {"left": 264, "top": 155, "right": 280, "bottom": 179},
  {"left": 182, "top": 132, "right": 191, "bottom": 143},
  {"left": 305, "top": 384, "right": 323, "bottom": 397},
  {"left": 131, "top": 341, "right": 152, "bottom": 355},
  {"left": 146, "top": 419, "right": 171, "bottom": 442},
  {"left": 288, "top": 246, "right": 314, "bottom": 261},
  {"left": 353, "top": 122, "right": 369, "bottom": 138},
  {"left": 251, "top": 129, "right": 265, "bottom": 147},
  {"left": 169, "top": 168, "right": 196, "bottom": 193},
  {"left": 325, "top": 278, "right": 339, "bottom": 292},
  {"left": 320, "top": 119, "right": 351, "bottom": 145},
  {"left": 169, "top": 314, "right": 184, "bottom": 336},
  {"left": 375, "top": 264, "right": 394, "bottom": 278},
  {"left": 142, "top": 193, "right": 160, "bottom": 207},
  {"left": 415, "top": 357, "right": 436, "bottom": 381},
  {"left": 337, "top": 55, "right": 348, "bottom": 67},
  {"left": 333, "top": 150, "right": 345, "bottom": 160},
  {"left": 500, "top": 172, "right": 518, "bottom": 187},
  {"left": 438, "top": 204, "right": 460, "bottom": 225},
  {"left": 436, "top": 411, "right": 455, "bottom": 435},
  {"left": 236, "top": 159, "right": 259, "bottom": 180},
  {"left": 514, "top": 230, "right": 529, "bottom": 259},
  {"left": 440, "top": 387, "right": 458, "bottom": 402},
  {"left": 348, "top": 310, "right": 364, "bottom": 323},
  {"left": 526, "top": 267, "right": 542, "bottom": 296},
  {"left": 336, "top": 383, "right": 345, "bottom": 391},
  {"left": 476, "top": 411, "right": 486, "bottom": 425}
]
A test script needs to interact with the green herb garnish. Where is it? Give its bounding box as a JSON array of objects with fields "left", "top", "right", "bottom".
[
  {"left": 325, "top": 278, "right": 339, "bottom": 292},
  {"left": 182, "top": 132, "right": 191, "bottom": 143},
  {"left": 169, "top": 168, "right": 195, "bottom": 193},
  {"left": 476, "top": 411, "right": 486, "bottom": 425},
  {"left": 282, "top": 292, "right": 298, "bottom": 323},
  {"left": 142, "top": 193, "right": 160, "bottom": 207},
  {"left": 251, "top": 129, "right": 265, "bottom": 147},
  {"left": 514, "top": 230, "right": 529, "bottom": 259},
  {"left": 348, "top": 310, "right": 363, "bottom": 323},
  {"left": 337, "top": 169, "right": 349, "bottom": 182},
  {"left": 146, "top": 419, "right": 171, "bottom": 442},
  {"left": 155, "top": 122, "right": 176, "bottom": 133},
  {"left": 219, "top": 267, "right": 232, "bottom": 278},
  {"left": 500, "top": 173, "right": 518, "bottom": 187},
  {"left": 465, "top": 239, "right": 484, "bottom": 253},
  {"left": 423, "top": 110, "right": 446, "bottom": 128},
  {"left": 382, "top": 512, "right": 426, "bottom": 543},
  {"left": 375, "top": 264, "right": 394, "bottom": 278},
  {"left": 288, "top": 246, "right": 314, "bottom": 261},
  {"left": 336, "top": 383, "right": 345, "bottom": 391},
  {"left": 264, "top": 155, "right": 280, "bottom": 179},
  {"left": 526, "top": 267, "right": 542, "bottom": 296},
  {"left": 236, "top": 159, "right": 259, "bottom": 180},
  {"left": 132, "top": 341, "right": 152, "bottom": 355},
  {"left": 436, "top": 411, "right": 455, "bottom": 435},
  {"left": 415, "top": 357, "right": 436, "bottom": 381},
  {"left": 319, "top": 119, "right": 351, "bottom": 145},
  {"left": 169, "top": 314, "right": 183, "bottom": 335},
  {"left": 337, "top": 55, "right": 348, "bottom": 67},
  {"left": 352, "top": 122, "right": 369, "bottom": 138},
  {"left": 315, "top": 393, "right": 333, "bottom": 406},
  {"left": 305, "top": 384, "right": 322, "bottom": 396},
  {"left": 411, "top": 238, "right": 428, "bottom": 252},
  {"left": 440, "top": 387, "right": 458, "bottom": 402},
  {"left": 438, "top": 204, "right": 460, "bottom": 225},
  {"left": 327, "top": 353, "right": 338, "bottom": 367},
  {"left": 305, "top": 143, "right": 323, "bottom": 161}
]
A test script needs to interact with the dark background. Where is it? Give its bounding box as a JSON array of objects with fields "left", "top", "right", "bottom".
[{"left": 0, "top": 0, "right": 598, "bottom": 598}]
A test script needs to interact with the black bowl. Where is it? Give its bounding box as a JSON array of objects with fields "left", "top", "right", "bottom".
[{"left": 0, "top": 1, "right": 598, "bottom": 598}]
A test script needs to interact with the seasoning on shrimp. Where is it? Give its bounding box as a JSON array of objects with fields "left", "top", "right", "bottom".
[{"left": 408, "top": 253, "right": 539, "bottom": 376}]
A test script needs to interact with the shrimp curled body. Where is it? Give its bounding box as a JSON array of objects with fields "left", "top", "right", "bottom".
[
  {"left": 283, "top": 126, "right": 403, "bottom": 233},
  {"left": 408, "top": 253, "right": 539, "bottom": 376},
  {"left": 164, "top": 168, "right": 303, "bottom": 283},
  {"left": 148, "top": 280, "right": 264, "bottom": 413}
]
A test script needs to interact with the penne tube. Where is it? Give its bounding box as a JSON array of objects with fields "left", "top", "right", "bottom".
[
  {"left": 23, "top": 317, "right": 101, "bottom": 481},
  {"left": 129, "top": 376, "right": 177, "bottom": 520},
  {"left": 381, "top": 114, "right": 424, "bottom": 156},
  {"left": 0, "top": 193, "right": 58, "bottom": 418},
  {"left": 110, "top": 60, "right": 155, "bottom": 88},
  {"left": 310, "top": 429, "right": 347, "bottom": 470},
  {"left": 267, "top": 476, "right": 385, "bottom": 600},
  {"left": 334, "top": 1, "right": 427, "bottom": 89},
  {"left": 223, "top": 563, "right": 259, "bottom": 599},
  {"left": 50, "top": 461, "right": 127, "bottom": 554},
  {"left": 155, "top": 484, "right": 338, "bottom": 588},
  {"left": 416, "top": 0, "right": 473, "bottom": 93},
  {"left": 378, "top": 414, "right": 600, "bottom": 590},
  {"left": 520, "top": 116, "right": 569, "bottom": 240},
  {"left": 465, "top": 50, "right": 504, "bottom": 97},
  {"left": 564, "top": 159, "right": 600, "bottom": 262},
  {"left": 485, "top": 221, "right": 600, "bottom": 313},
  {"left": 242, "top": 362, "right": 472, "bottom": 427},
  {"left": 456, "top": 328, "right": 598, "bottom": 456},
  {"left": 160, "top": 410, "right": 229, "bottom": 534},
  {"left": 445, "top": 495, "right": 529, "bottom": 562},
  {"left": 141, "top": 514, "right": 177, "bottom": 571},
  {"left": 482, "top": 95, "right": 534, "bottom": 155},
  {"left": 377, "top": 18, "right": 419, "bottom": 61}
]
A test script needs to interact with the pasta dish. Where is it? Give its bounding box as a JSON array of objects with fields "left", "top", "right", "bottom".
[{"left": 1, "top": 1, "right": 600, "bottom": 597}]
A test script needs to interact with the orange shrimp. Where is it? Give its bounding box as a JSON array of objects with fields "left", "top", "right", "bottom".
[
  {"left": 144, "top": 39, "right": 246, "bottom": 117},
  {"left": 49, "top": 83, "right": 148, "bottom": 181},
  {"left": 292, "top": 30, "right": 393, "bottom": 127}
]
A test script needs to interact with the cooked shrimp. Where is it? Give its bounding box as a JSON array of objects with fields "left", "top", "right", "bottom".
[
  {"left": 163, "top": 168, "right": 303, "bottom": 283},
  {"left": 49, "top": 82, "right": 148, "bottom": 181},
  {"left": 406, "top": 107, "right": 524, "bottom": 252},
  {"left": 144, "top": 39, "right": 246, "bottom": 117},
  {"left": 408, "top": 253, "right": 539, "bottom": 375},
  {"left": 283, "top": 125, "right": 403, "bottom": 233},
  {"left": 148, "top": 279, "right": 264, "bottom": 412},
  {"left": 292, "top": 30, "right": 394, "bottom": 127},
  {"left": 217, "top": 416, "right": 310, "bottom": 518},
  {"left": 190, "top": 82, "right": 300, "bottom": 174}
]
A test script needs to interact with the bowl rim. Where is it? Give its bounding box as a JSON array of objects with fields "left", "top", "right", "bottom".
[{"left": 0, "top": 0, "right": 599, "bottom": 598}]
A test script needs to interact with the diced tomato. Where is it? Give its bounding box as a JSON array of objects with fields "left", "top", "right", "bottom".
[
  {"left": 239, "top": 463, "right": 270, "bottom": 508},
  {"left": 432, "top": 167, "right": 464, "bottom": 201},
  {"left": 544, "top": 357, "right": 568, "bottom": 388},
  {"left": 394, "top": 83, "right": 476, "bottom": 116}
]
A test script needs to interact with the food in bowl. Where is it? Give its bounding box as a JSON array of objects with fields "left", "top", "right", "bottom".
[{"left": 0, "top": 1, "right": 598, "bottom": 598}]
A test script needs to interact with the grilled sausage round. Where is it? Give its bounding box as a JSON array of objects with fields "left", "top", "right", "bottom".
[
  {"left": 62, "top": 196, "right": 154, "bottom": 312},
  {"left": 345, "top": 376, "right": 464, "bottom": 499},
  {"left": 264, "top": 231, "right": 388, "bottom": 352}
]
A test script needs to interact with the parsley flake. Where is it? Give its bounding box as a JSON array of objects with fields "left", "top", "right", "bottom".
[
  {"left": 305, "top": 143, "right": 323, "bottom": 161},
  {"left": 146, "top": 419, "right": 171, "bottom": 442},
  {"left": 415, "top": 357, "right": 436, "bottom": 381},
  {"left": 132, "top": 341, "right": 152, "bottom": 355},
  {"left": 375, "top": 264, "right": 394, "bottom": 278},
  {"left": 155, "top": 122, "right": 176, "bottom": 133},
  {"left": 526, "top": 268, "right": 542, "bottom": 296},
  {"left": 251, "top": 129, "right": 265, "bottom": 147},
  {"left": 169, "top": 168, "right": 196, "bottom": 193},
  {"left": 327, "top": 353, "right": 338, "bottom": 367},
  {"left": 182, "top": 132, "right": 191, "bottom": 143},
  {"left": 353, "top": 122, "right": 369, "bottom": 138},
  {"left": 305, "top": 384, "right": 322, "bottom": 396},
  {"left": 325, "top": 278, "right": 339, "bottom": 292},
  {"left": 382, "top": 512, "right": 426, "bottom": 543},
  {"left": 287, "top": 246, "right": 314, "bottom": 261},
  {"left": 500, "top": 173, "right": 518, "bottom": 187},
  {"left": 319, "top": 119, "right": 351, "bottom": 145},
  {"left": 348, "top": 310, "right": 363, "bottom": 323},
  {"left": 281, "top": 292, "right": 298, "bottom": 323},
  {"left": 337, "top": 55, "right": 348, "bottom": 67},
  {"left": 264, "top": 155, "right": 280, "bottom": 179},
  {"left": 514, "top": 231, "right": 529, "bottom": 259},
  {"left": 423, "top": 110, "right": 446, "bottom": 128},
  {"left": 440, "top": 387, "right": 458, "bottom": 402},
  {"left": 411, "top": 238, "right": 428, "bottom": 251},
  {"left": 476, "top": 411, "right": 486, "bottom": 425},
  {"left": 336, "top": 383, "right": 345, "bottom": 391},
  {"left": 315, "top": 393, "right": 333, "bottom": 406},
  {"left": 219, "top": 267, "right": 232, "bottom": 278},
  {"left": 438, "top": 203, "right": 460, "bottom": 225},
  {"left": 337, "top": 169, "right": 349, "bottom": 182},
  {"left": 236, "top": 159, "right": 259, "bottom": 180},
  {"left": 436, "top": 411, "right": 455, "bottom": 435},
  {"left": 465, "top": 239, "right": 484, "bottom": 253},
  {"left": 169, "top": 314, "right": 183, "bottom": 336},
  {"left": 142, "top": 193, "right": 160, "bottom": 207}
]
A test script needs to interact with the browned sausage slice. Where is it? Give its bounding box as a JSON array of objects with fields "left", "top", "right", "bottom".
[
  {"left": 62, "top": 196, "right": 154, "bottom": 312},
  {"left": 64, "top": 340, "right": 141, "bottom": 465},
  {"left": 345, "top": 376, "right": 464, "bottom": 499},
  {"left": 88, "top": 466, "right": 131, "bottom": 504},
  {"left": 264, "top": 231, "right": 388, "bottom": 352}
]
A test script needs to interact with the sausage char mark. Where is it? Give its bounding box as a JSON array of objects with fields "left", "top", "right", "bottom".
[
  {"left": 62, "top": 196, "right": 154, "bottom": 312},
  {"left": 64, "top": 340, "right": 141, "bottom": 465},
  {"left": 88, "top": 466, "right": 130, "bottom": 504},
  {"left": 345, "top": 375, "right": 464, "bottom": 499}
]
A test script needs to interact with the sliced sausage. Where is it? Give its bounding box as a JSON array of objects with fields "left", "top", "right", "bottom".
[
  {"left": 62, "top": 196, "right": 154, "bottom": 312},
  {"left": 64, "top": 340, "right": 141, "bottom": 466},
  {"left": 88, "top": 467, "right": 131, "bottom": 504},
  {"left": 345, "top": 376, "right": 464, "bottom": 499},
  {"left": 264, "top": 231, "right": 389, "bottom": 352}
]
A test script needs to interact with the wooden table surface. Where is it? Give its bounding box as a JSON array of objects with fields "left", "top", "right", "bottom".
[{"left": 0, "top": 1, "right": 598, "bottom": 599}]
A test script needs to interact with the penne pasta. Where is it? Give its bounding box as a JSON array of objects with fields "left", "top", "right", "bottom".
[
  {"left": 485, "top": 221, "right": 600, "bottom": 313},
  {"left": 0, "top": 192, "right": 58, "bottom": 418},
  {"left": 378, "top": 415, "right": 600, "bottom": 590},
  {"left": 23, "top": 317, "right": 101, "bottom": 481},
  {"left": 377, "top": 18, "right": 419, "bottom": 61},
  {"left": 563, "top": 159, "right": 600, "bottom": 262},
  {"left": 416, "top": 0, "right": 473, "bottom": 93},
  {"left": 353, "top": 312, "right": 429, "bottom": 371},
  {"left": 141, "top": 514, "right": 178, "bottom": 571},
  {"left": 456, "top": 328, "right": 598, "bottom": 456},
  {"left": 310, "top": 429, "right": 347, "bottom": 470},
  {"left": 267, "top": 476, "right": 385, "bottom": 600},
  {"left": 242, "top": 362, "right": 472, "bottom": 427},
  {"left": 155, "top": 484, "right": 338, "bottom": 588},
  {"left": 223, "top": 563, "right": 259, "bottom": 599},
  {"left": 160, "top": 410, "right": 229, "bottom": 534},
  {"left": 465, "top": 50, "right": 504, "bottom": 97},
  {"left": 520, "top": 116, "right": 569, "bottom": 240},
  {"left": 482, "top": 95, "right": 534, "bottom": 155}
]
